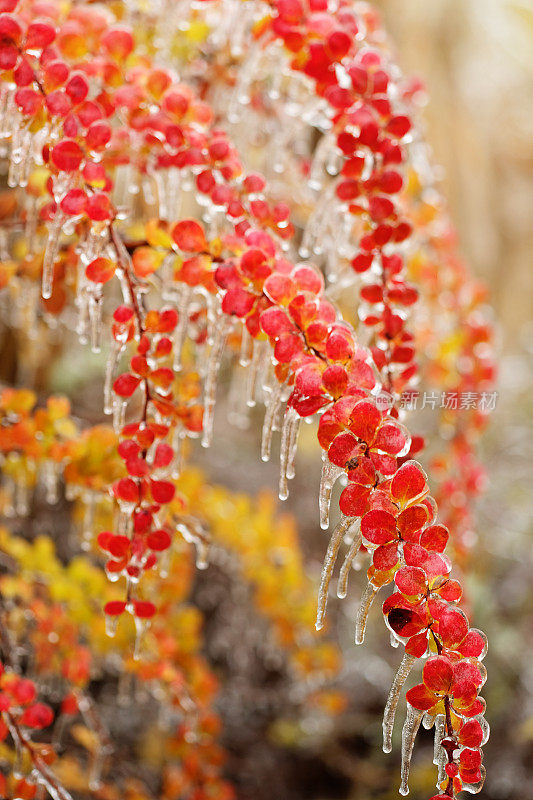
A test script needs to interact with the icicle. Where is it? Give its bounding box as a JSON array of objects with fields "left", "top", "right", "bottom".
[
  {"left": 104, "top": 341, "right": 125, "bottom": 415},
  {"left": 399, "top": 705, "right": 424, "bottom": 796},
  {"left": 15, "top": 478, "right": 30, "bottom": 516},
  {"left": 8, "top": 127, "right": 31, "bottom": 188},
  {"left": 133, "top": 616, "right": 149, "bottom": 661},
  {"left": 195, "top": 540, "right": 209, "bottom": 570},
  {"left": 261, "top": 381, "right": 287, "bottom": 462},
  {"left": 278, "top": 406, "right": 299, "bottom": 500},
  {"left": 42, "top": 460, "right": 60, "bottom": 504},
  {"left": 24, "top": 196, "right": 39, "bottom": 257},
  {"left": 201, "top": 315, "right": 231, "bottom": 448},
  {"left": 76, "top": 287, "right": 89, "bottom": 345},
  {"left": 422, "top": 711, "right": 435, "bottom": 730},
  {"left": 178, "top": 521, "right": 210, "bottom": 570},
  {"left": 355, "top": 582, "right": 379, "bottom": 645},
  {"left": 88, "top": 291, "right": 103, "bottom": 353},
  {"left": 316, "top": 515, "right": 352, "bottom": 631},
  {"left": 382, "top": 654, "right": 417, "bottom": 753},
  {"left": 245, "top": 340, "right": 266, "bottom": 408},
  {"left": 433, "top": 714, "right": 446, "bottom": 785},
  {"left": 0, "top": 228, "right": 8, "bottom": 261},
  {"left": 170, "top": 425, "right": 186, "bottom": 479},
  {"left": 239, "top": 324, "right": 253, "bottom": 367},
  {"left": 462, "top": 765, "right": 486, "bottom": 794},
  {"left": 112, "top": 398, "right": 127, "bottom": 434},
  {"left": 337, "top": 523, "right": 361, "bottom": 599},
  {"left": 172, "top": 285, "right": 192, "bottom": 371},
  {"left": 81, "top": 494, "right": 96, "bottom": 550},
  {"left": 2, "top": 474, "right": 15, "bottom": 517},
  {"left": 42, "top": 211, "right": 66, "bottom": 299},
  {"left": 88, "top": 748, "right": 105, "bottom": 792},
  {"left": 319, "top": 454, "right": 344, "bottom": 530},
  {"left": 105, "top": 614, "right": 119, "bottom": 638},
  {"left": 286, "top": 411, "right": 301, "bottom": 481}
]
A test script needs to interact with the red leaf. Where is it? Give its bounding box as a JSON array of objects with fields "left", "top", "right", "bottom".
[
  {"left": 86, "top": 257, "right": 116, "bottom": 284},
  {"left": 423, "top": 655, "right": 453, "bottom": 694},
  {"left": 395, "top": 566, "right": 427, "bottom": 598},
  {"left": 171, "top": 219, "right": 208, "bottom": 251},
  {"left": 339, "top": 482, "right": 371, "bottom": 518},
  {"left": 150, "top": 479, "right": 175, "bottom": 504},
  {"left": 133, "top": 600, "right": 156, "bottom": 618},
  {"left": 405, "top": 683, "right": 437, "bottom": 711},
  {"left": 19, "top": 703, "right": 54, "bottom": 729},
  {"left": 390, "top": 461, "right": 428, "bottom": 507},
  {"left": 104, "top": 600, "right": 127, "bottom": 616},
  {"left": 113, "top": 373, "right": 140, "bottom": 398},
  {"left": 348, "top": 400, "right": 382, "bottom": 444},
  {"left": 361, "top": 509, "right": 396, "bottom": 545}
]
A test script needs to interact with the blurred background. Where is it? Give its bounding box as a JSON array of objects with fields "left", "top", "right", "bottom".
[{"left": 1, "top": 1, "right": 532, "bottom": 799}]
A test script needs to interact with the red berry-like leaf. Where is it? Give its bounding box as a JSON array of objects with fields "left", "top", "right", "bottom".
[
  {"left": 423, "top": 655, "right": 453, "bottom": 694},
  {"left": 50, "top": 139, "right": 84, "bottom": 172},
  {"left": 171, "top": 219, "right": 208, "bottom": 252},
  {"left": 104, "top": 600, "right": 127, "bottom": 616},
  {"left": 113, "top": 373, "right": 140, "bottom": 398},
  {"left": 86, "top": 257, "right": 116, "bottom": 284},
  {"left": 19, "top": 703, "right": 54, "bottom": 729},
  {"left": 390, "top": 461, "right": 428, "bottom": 507}
]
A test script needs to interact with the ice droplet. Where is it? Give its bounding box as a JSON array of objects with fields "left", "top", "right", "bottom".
[
  {"left": 42, "top": 210, "right": 66, "bottom": 299},
  {"left": 278, "top": 406, "right": 300, "bottom": 500},
  {"left": 355, "top": 582, "right": 379, "bottom": 645},
  {"left": 105, "top": 614, "right": 119, "bottom": 638},
  {"left": 382, "top": 654, "right": 416, "bottom": 753},
  {"left": 201, "top": 314, "right": 231, "bottom": 448},
  {"left": 261, "top": 381, "right": 287, "bottom": 462},
  {"left": 433, "top": 714, "right": 446, "bottom": 785},
  {"left": 399, "top": 704, "right": 424, "bottom": 795},
  {"left": 104, "top": 341, "right": 125, "bottom": 415},
  {"left": 319, "top": 455, "right": 344, "bottom": 530},
  {"left": 337, "top": 522, "right": 361, "bottom": 599},
  {"left": 316, "top": 515, "right": 352, "bottom": 631},
  {"left": 172, "top": 285, "right": 192, "bottom": 371}
]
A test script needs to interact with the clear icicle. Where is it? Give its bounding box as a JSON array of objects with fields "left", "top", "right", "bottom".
[
  {"left": 433, "top": 714, "right": 447, "bottom": 785},
  {"left": 239, "top": 325, "right": 253, "bottom": 367},
  {"left": 42, "top": 211, "right": 66, "bottom": 299},
  {"left": 15, "top": 479, "right": 30, "bottom": 516},
  {"left": 382, "top": 654, "right": 417, "bottom": 753},
  {"left": 104, "top": 342, "right": 125, "bottom": 415},
  {"left": 319, "top": 454, "right": 344, "bottom": 530},
  {"left": 286, "top": 412, "right": 301, "bottom": 481},
  {"left": 201, "top": 315, "right": 230, "bottom": 448},
  {"left": 399, "top": 705, "right": 424, "bottom": 796},
  {"left": 245, "top": 341, "right": 268, "bottom": 408},
  {"left": 355, "top": 582, "right": 379, "bottom": 645},
  {"left": 113, "top": 399, "right": 127, "bottom": 434},
  {"left": 172, "top": 286, "right": 192, "bottom": 371},
  {"left": 133, "top": 617, "right": 149, "bottom": 661},
  {"left": 261, "top": 381, "right": 287, "bottom": 462},
  {"left": 278, "top": 406, "right": 299, "bottom": 500},
  {"left": 178, "top": 521, "right": 210, "bottom": 570},
  {"left": 337, "top": 523, "right": 361, "bottom": 599},
  {"left": 316, "top": 515, "right": 351, "bottom": 631},
  {"left": 42, "top": 460, "right": 60, "bottom": 504},
  {"left": 88, "top": 292, "right": 103, "bottom": 353},
  {"left": 170, "top": 425, "right": 186, "bottom": 479},
  {"left": 105, "top": 614, "right": 119, "bottom": 638}
]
